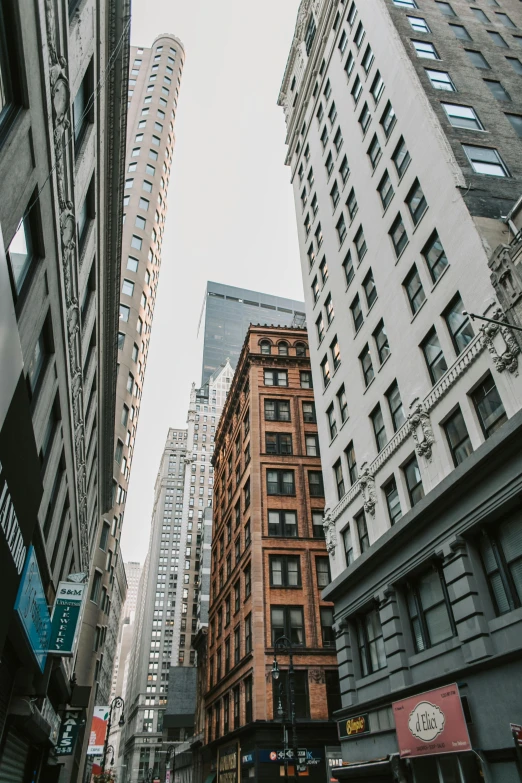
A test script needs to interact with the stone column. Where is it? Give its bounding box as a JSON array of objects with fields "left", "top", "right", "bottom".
[
  {"left": 378, "top": 589, "right": 411, "bottom": 691},
  {"left": 334, "top": 619, "right": 357, "bottom": 708}
]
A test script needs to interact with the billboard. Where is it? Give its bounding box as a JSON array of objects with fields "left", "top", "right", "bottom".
[
  {"left": 87, "top": 706, "right": 109, "bottom": 755},
  {"left": 392, "top": 684, "right": 471, "bottom": 758}
]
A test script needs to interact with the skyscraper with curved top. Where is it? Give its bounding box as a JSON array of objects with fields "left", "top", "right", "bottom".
[{"left": 73, "top": 33, "right": 186, "bottom": 782}]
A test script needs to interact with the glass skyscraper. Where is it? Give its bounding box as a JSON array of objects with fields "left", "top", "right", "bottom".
[{"left": 200, "top": 281, "right": 305, "bottom": 385}]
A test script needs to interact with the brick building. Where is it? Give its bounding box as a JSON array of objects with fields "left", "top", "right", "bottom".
[{"left": 202, "top": 325, "right": 340, "bottom": 781}]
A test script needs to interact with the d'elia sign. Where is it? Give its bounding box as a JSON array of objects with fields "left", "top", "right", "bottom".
[{"left": 393, "top": 684, "right": 471, "bottom": 758}]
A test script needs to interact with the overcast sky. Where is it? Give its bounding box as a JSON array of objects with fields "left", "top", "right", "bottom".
[{"left": 120, "top": 1, "right": 303, "bottom": 563}]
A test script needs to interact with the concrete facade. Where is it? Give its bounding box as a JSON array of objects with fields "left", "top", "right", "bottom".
[
  {"left": 279, "top": 1, "right": 522, "bottom": 781},
  {"left": 0, "top": 0, "right": 128, "bottom": 777}
]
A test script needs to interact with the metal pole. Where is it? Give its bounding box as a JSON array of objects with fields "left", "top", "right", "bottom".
[
  {"left": 287, "top": 646, "right": 298, "bottom": 781},
  {"left": 464, "top": 311, "right": 522, "bottom": 333},
  {"left": 102, "top": 703, "right": 114, "bottom": 775}
]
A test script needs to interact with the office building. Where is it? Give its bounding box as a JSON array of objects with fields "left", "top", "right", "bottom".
[
  {"left": 201, "top": 282, "right": 306, "bottom": 385},
  {"left": 279, "top": 1, "right": 522, "bottom": 781},
  {"left": 201, "top": 325, "right": 340, "bottom": 782},
  {"left": 0, "top": 0, "right": 129, "bottom": 778}
]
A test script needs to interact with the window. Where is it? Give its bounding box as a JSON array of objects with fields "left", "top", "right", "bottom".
[
  {"left": 131, "top": 235, "right": 142, "bottom": 250},
  {"left": 325, "top": 153, "right": 334, "bottom": 178},
  {"left": 444, "top": 407, "right": 473, "bottom": 466},
  {"left": 268, "top": 510, "right": 297, "bottom": 538},
  {"left": 265, "top": 433, "right": 293, "bottom": 456},
  {"left": 479, "top": 515, "right": 522, "bottom": 615},
  {"left": 422, "top": 328, "right": 448, "bottom": 383},
  {"left": 264, "top": 400, "right": 290, "bottom": 422},
  {"left": 73, "top": 61, "right": 94, "bottom": 150},
  {"left": 315, "top": 223, "right": 323, "bottom": 249},
  {"left": 384, "top": 477, "right": 402, "bottom": 524},
  {"left": 465, "top": 50, "right": 490, "bottom": 69},
  {"left": 122, "top": 278, "right": 135, "bottom": 297},
  {"left": 371, "top": 404, "right": 387, "bottom": 452},
  {"left": 463, "top": 145, "right": 509, "bottom": 176},
  {"left": 351, "top": 75, "right": 362, "bottom": 104},
  {"left": 450, "top": 24, "right": 472, "bottom": 41},
  {"left": 90, "top": 571, "right": 102, "bottom": 603},
  {"left": 340, "top": 155, "right": 350, "bottom": 183},
  {"left": 506, "top": 57, "right": 522, "bottom": 75},
  {"left": 267, "top": 470, "right": 295, "bottom": 496},
  {"left": 442, "top": 103, "right": 483, "bottom": 130},
  {"left": 487, "top": 30, "right": 508, "bottom": 47},
  {"left": 404, "top": 265, "right": 425, "bottom": 315},
  {"left": 344, "top": 526, "right": 354, "bottom": 565},
  {"left": 471, "top": 373, "right": 507, "bottom": 437},
  {"left": 380, "top": 101, "right": 396, "bottom": 138},
  {"left": 377, "top": 170, "right": 394, "bottom": 211},
  {"left": 260, "top": 340, "right": 271, "bottom": 355},
  {"left": 354, "top": 20, "right": 365, "bottom": 48},
  {"left": 321, "top": 608, "right": 335, "bottom": 647},
  {"left": 404, "top": 456, "right": 424, "bottom": 506},
  {"left": 334, "top": 128, "right": 344, "bottom": 153},
  {"left": 334, "top": 459, "right": 345, "bottom": 500},
  {"left": 354, "top": 226, "right": 367, "bottom": 261},
  {"left": 370, "top": 71, "right": 384, "bottom": 104},
  {"left": 343, "top": 254, "right": 355, "bottom": 289},
  {"left": 485, "top": 81, "right": 511, "bottom": 106},
  {"left": 392, "top": 137, "right": 411, "bottom": 178},
  {"left": 368, "top": 134, "right": 382, "bottom": 170},
  {"left": 435, "top": 0, "right": 455, "bottom": 14},
  {"left": 444, "top": 294, "right": 474, "bottom": 353},
  {"left": 357, "top": 608, "right": 386, "bottom": 675},
  {"left": 389, "top": 213, "right": 408, "bottom": 257},
  {"left": 408, "top": 16, "right": 430, "bottom": 33},
  {"left": 264, "top": 369, "right": 288, "bottom": 387},
  {"left": 330, "top": 181, "right": 340, "bottom": 208},
  {"left": 407, "top": 567, "right": 455, "bottom": 652},
  {"left": 313, "top": 511, "right": 325, "bottom": 539},
  {"left": 308, "top": 471, "right": 324, "bottom": 497},
  {"left": 336, "top": 215, "right": 347, "bottom": 245},
  {"left": 300, "top": 371, "right": 313, "bottom": 389},
  {"left": 305, "top": 14, "right": 317, "bottom": 55},
  {"left": 506, "top": 114, "right": 522, "bottom": 138},
  {"left": 426, "top": 69, "right": 455, "bottom": 91},
  {"left": 406, "top": 179, "right": 427, "bottom": 225},
  {"left": 270, "top": 556, "right": 301, "bottom": 587},
  {"left": 316, "top": 557, "right": 331, "bottom": 588},
  {"left": 273, "top": 670, "right": 310, "bottom": 719},
  {"left": 302, "top": 402, "right": 316, "bottom": 423},
  {"left": 373, "top": 321, "right": 389, "bottom": 366},
  {"left": 363, "top": 270, "right": 377, "bottom": 310},
  {"left": 360, "top": 344, "right": 374, "bottom": 387},
  {"left": 316, "top": 314, "right": 325, "bottom": 343},
  {"left": 271, "top": 606, "right": 304, "bottom": 646},
  {"left": 320, "top": 258, "right": 328, "bottom": 285},
  {"left": 350, "top": 295, "right": 363, "bottom": 332},
  {"left": 496, "top": 12, "right": 516, "bottom": 29},
  {"left": 331, "top": 337, "right": 341, "bottom": 370},
  {"left": 386, "top": 381, "right": 406, "bottom": 432},
  {"left": 244, "top": 613, "right": 252, "bottom": 653},
  {"left": 327, "top": 404, "right": 337, "bottom": 441},
  {"left": 356, "top": 510, "right": 370, "bottom": 552},
  {"left": 423, "top": 231, "right": 448, "bottom": 282},
  {"left": 336, "top": 385, "right": 348, "bottom": 425},
  {"left": 27, "top": 324, "right": 50, "bottom": 395},
  {"left": 6, "top": 211, "right": 38, "bottom": 297},
  {"left": 359, "top": 102, "right": 371, "bottom": 135},
  {"left": 320, "top": 125, "right": 329, "bottom": 149},
  {"left": 394, "top": 0, "right": 417, "bottom": 5},
  {"left": 413, "top": 41, "right": 440, "bottom": 59},
  {"left": 244, "top": 565, "right": 251, "bottom": 598},
  {"left": 135, "top": 215, "right": 146, "bottom": 230},
  {"left": 119, "top": 303, "right": 130, "bottom": 322}
]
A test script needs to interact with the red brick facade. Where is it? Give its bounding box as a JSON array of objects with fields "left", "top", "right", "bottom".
[{"left": 204, "top": 326, "right": 339, "bottom": 753}]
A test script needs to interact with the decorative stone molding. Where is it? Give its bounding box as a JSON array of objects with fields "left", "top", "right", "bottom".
[
  {"left": 308, "top": 668, "right": 325, "bottom": 684},
  {"left": 424, "top": 332, "right": 484, "bottom": 410},
  {"left": 408, "top": 399, "right": 435, "bottom": 461},
  {"left": 323, "top": 507, "right": 338, "bottom": 557},
  {"left": 480, "top": 306, "right": 520, "bottom": 376},
  {"left": 488, "top": 244, "right": 522, "bottom": 350},
  {"left": 44, "top": 0, "right": 89, "bottom": 569},
  {"left": 358, "top": 462, "right": 376, "bottom": 517}
]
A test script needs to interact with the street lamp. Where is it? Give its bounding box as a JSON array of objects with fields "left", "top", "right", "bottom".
[
  {"left": 167, "top": 745, "right": 176, "bottom": 783},
  {"left": 272, "top": 635, "right": 298, "bottom": 781},
  {"left": 102, "top": 696, "right": 125, "bottom": 774},
  {"left": 105, "top": 744, "right": 115, "bottom": 767}
]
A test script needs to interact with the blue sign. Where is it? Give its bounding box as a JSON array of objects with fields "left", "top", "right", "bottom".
[
  {"left": 15, "top": 547, "right": 51, "bottom": 671},
  {"left": 241, "top": 753, "right": 254, "bottom": 765},
  {"left": 259, "top": 748, "right": 324, "bottom": 763}
]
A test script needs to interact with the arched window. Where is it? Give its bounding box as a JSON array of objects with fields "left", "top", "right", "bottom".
[
  {"left": 278, "top": 342, "right": 289, "bottom": 356},
  {"left": 260, "top": 341, "right": 271, "bottom": 355},
  {"left": 295, "top": 342, "right": 307, "bottom": 357}
]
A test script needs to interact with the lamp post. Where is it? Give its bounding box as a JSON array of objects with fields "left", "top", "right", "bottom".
[
  {"left": 166, "top": 745, "right": 176, "bottom": 783},
  {"left": 102, "top": 696, "right": 125, "bottom": 774},
  {"left": 271, "top": 635, "right": 298, "bottom": 781}
]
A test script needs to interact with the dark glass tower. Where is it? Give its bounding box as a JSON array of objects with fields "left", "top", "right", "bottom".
[{"left": 200, "top": 281, "right": 305, "bottom": 384}]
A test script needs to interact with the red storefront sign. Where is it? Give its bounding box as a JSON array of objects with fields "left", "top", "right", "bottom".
[{"left": 392, "top": 684, "right": 471, "bottom": 758}]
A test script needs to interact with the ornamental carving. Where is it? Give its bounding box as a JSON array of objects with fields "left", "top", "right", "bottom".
[
  {"left": 480, "top": 306, "right": 520, "bottom": 376},
  {"left": 408, "top": 399, "right": 434, "bottom": 461},
  {"left": 44, "top": 0, "right": 89, "bottom": 568},
  {"left": 359, "top": 462, "right": 376, "bottom": 517},
  {"left": 323, "top": 508, "right": 337, "bottom": 557},
  {"left": 308, "top": 668, "right": 325, "bottom": 684}
]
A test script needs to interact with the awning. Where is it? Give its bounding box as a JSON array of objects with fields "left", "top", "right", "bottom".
[
  {"left": 203, "top": 774, "right": 216, "bottom": 783},
  {"left": 332, "top": 758, "right": 392, "bottom": 780}
]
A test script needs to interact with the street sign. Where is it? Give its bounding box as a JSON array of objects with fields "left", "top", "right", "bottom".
[
  {"left": 511, "top": 724, "right": 522, "bottom": 746},
  {"left": 55, "top": 710, "right": 82, "bottom": 757}
]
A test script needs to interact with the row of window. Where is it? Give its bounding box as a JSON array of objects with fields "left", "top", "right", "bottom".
[{"left": 259, "top": 339, "right": 308, "bottom": 356}]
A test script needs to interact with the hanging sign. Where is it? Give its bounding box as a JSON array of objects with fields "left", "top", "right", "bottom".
[
  {"left": 87, "top": 706, "right": 109, "bottom": 755},
  {"left": 55, "top": 710, "right": 82, "bottom": 756},
  {"left": 48, "top": 581, "right": 86, "bottom": 655},
  {"left": 14, "top": 546, "right": 51, "bottom": 671}
]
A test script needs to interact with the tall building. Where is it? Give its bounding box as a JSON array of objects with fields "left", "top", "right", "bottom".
[
  {"left": 111, "top": 561, "right": 143, "bottom": 701},
  {"left": 0, "top": 0, "right": 128, "bottom": 777},
  {"left": 71, "top": 32, "right": 185, "bottom": 778},
  {"left": 200, "top": 325, "right": 340, "bottom": 781},
  {"left": 201, "top": 281, "right": 306, "bottom": 385},
  {"left": 279, "top": 1, "right": 522, "bottom": 781}
]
